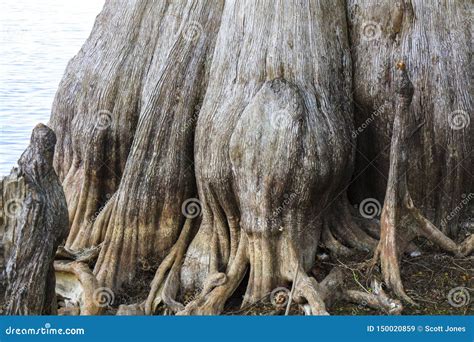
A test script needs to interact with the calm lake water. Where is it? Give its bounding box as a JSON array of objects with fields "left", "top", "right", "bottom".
[{"left": 0, "top": 0, "right": 104, "bottom": 176}]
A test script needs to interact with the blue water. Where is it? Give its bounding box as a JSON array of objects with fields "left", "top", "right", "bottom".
[{"left": 0, "top": 0, "right": 104, "bottom": 176}]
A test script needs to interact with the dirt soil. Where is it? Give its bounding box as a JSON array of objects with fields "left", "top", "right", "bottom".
[{"left": 113, "top": 240, "right": 473, "bottom": 316}]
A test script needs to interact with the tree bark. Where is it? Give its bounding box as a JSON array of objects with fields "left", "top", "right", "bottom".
[
  {"left": 1, "top": 124, "right": 68, "bottom": 315},
  {"left": 179, "top": 0, "right": 356, "bottom": 314},
  {"left": 347, "top": 0, "right": 473, "bottom": 237},
  {"left": 374, "top": 62, "right": 473, "bottom": 303},
  {"left": 50, "top": 0, "right": 224, "bottom": 289},
  {"left": 38, "top": 0, "right": 473, "bottom": 315}
]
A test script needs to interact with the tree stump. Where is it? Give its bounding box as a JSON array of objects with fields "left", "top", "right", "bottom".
[{"left": 1, "top": 124, "right": 68, "bottom": 315}]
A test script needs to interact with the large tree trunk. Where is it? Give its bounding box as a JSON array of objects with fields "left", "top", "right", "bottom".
[
  {"left": 173, "top": 0, "right": 357, "bottom": 315},
  {"left": 50, "top": 0, "right": 224, "bottom": 289},
  {"left": 39, "top": 0, "right": 472, "bottom": 315}
]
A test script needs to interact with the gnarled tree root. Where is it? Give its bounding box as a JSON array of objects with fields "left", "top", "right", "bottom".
[
  {"left": 175, "top": 233, "right": 249, "bottom": 315},
  {"left": 294, "top": 267, "right": 345, "bottom": 315},
  {"left": 321, "top": 195, "right": 380, "bottom": 257},
  {"left": 139, "top": 219, "right": 408, "bottom": 316},
  {"left": 343, "top": 279, "right": 402, "bottom": 315},
  {"left": 143, "top": 219, "right": 195, "bottom": 315},
  {"left": 54, "top": 261, "right": 104, "bottom": 315},
  {"left": 159, "top": 233, "right": 367, "bottom": 316}
]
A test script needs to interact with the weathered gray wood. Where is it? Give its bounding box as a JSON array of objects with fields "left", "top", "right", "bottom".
[
  {"left": 375, "top": 63, "right": 473, "bottom": 303},
  {"left": 1, "top": 124, "right": 68, "bottom": 315},
  {"left": 43, "top": 0, "right": 472, "bottom": 315},
  {"left": 179, "top": 0, "right": 356, "bottom": 315},
  {"left": 347, "top": 0, "right": 473, "bottom": 236},
  {"left": 50, "top": 0, "right": 225, "bottom": 290}
]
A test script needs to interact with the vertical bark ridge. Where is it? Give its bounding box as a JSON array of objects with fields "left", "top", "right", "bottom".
[
  {"left": 51, "top": 1, "right": 174, "bottom": 250},
  {"left": 93, "top": 0, "right": 225, "bottom": 289}
]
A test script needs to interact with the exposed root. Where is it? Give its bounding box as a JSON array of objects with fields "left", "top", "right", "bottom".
[
  {"left": 144, "top": 219, "right": 195, "bottom": 315},
  {"left": 326, "top": 197, "right": 379, "bottom": 253},
  {"left": 459, "top": 235, "right": 474, "bottom": 256},
  {"left": 353, "top": 216, "right": 421, "bottom": 257},
  {"left": 177, "top": 235, "right": 248, "bottom": 315},
  {"left": 343, "top": 279, "right": 403, "bottom": 315},
  {"left": 411, "top": 205, "right": 473, "bottom": 257},
  {"left": 322, "top": 196, "right": 379, "bottom": 257},
  {"left": 54, "top": 261, "right": 103, "bottom": 315},
  {"left": 321, "top": 225, "right": 354, "bottom": 257},
  {"left": 353, "top": 216, "right": 380, "bottom": 240},
  {"left": 295, "top": 278, "right": 328, "bottom": 315},
  {"left": 294, "top": 267, "right": 345, "bottom": 315},
  {"left": 176, "top": 236, "right": 346, "bottom": 316}
]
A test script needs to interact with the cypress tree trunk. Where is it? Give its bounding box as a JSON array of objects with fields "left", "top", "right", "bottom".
[{"left": 9, "top": 0, "right": 467, "bottom": 315}]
